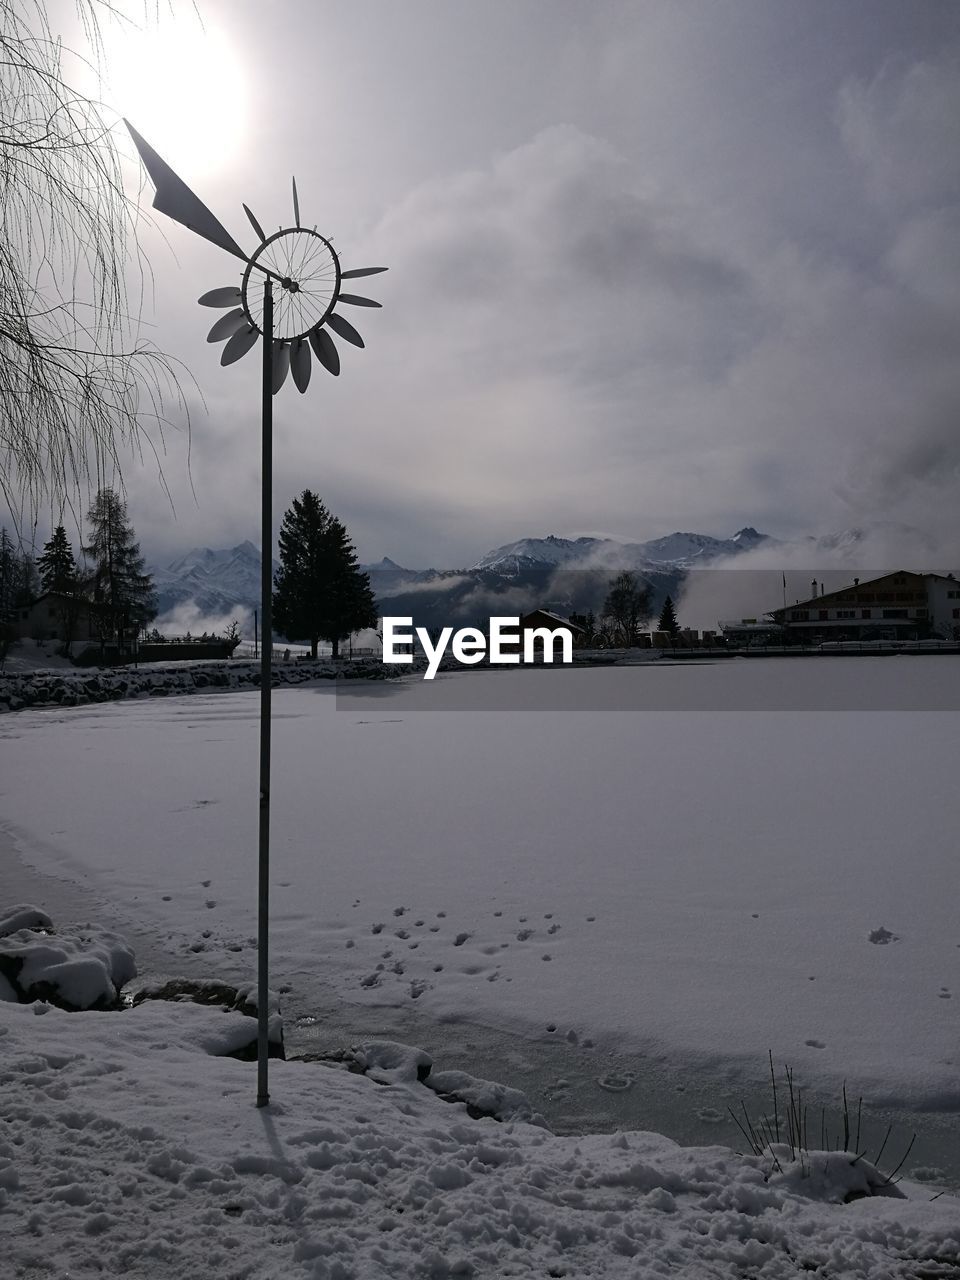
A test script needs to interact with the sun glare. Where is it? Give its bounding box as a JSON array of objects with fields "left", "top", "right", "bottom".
[{"left": 101, "top": 13, "right": 248, "bottom": 181}]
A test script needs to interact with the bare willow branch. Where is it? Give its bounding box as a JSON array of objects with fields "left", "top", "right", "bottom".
[{"left": 0, "top": 0, "right": 191, "bottom": 523}]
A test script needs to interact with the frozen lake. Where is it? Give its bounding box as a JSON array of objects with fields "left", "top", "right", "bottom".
[{"left": 2, "top": 657, "right": 958, "bottom": 1182}]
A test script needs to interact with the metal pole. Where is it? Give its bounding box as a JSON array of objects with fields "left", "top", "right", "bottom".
[{"left": 257, "top": 280, "right": 273, "bottom": 1107}]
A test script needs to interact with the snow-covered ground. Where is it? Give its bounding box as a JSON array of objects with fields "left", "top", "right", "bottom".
[
  {"left": 4, "top": 992, "right": 958, "bottom": 1279},
  {"left": 1, "top": 659, "right": 959, "bottom": 1273}
]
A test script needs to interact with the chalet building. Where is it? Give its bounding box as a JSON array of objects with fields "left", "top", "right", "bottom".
[
  {"left": 13, "top": 592, "right": 99, "bottom": 644},
  {"left": 768, "top": 571, "right": 960, "bottom": 642}
]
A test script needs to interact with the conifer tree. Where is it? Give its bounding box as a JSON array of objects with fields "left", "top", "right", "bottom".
[
  {"left": 83, "top": 488, "right": 157, "bottom": 646},
  {"left": 657, "top": 594, "right": 680, "bottom": 638},
  {"left": 37, "top": 525, "right": 79, "bottom": 594},
  {"left": 273, "top": 490, "right": 377, "bottom": 659}
]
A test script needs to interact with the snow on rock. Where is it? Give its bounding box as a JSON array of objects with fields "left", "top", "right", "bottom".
[
  {"left": 349, "top": 1039, "right": 434, "bottom": 1084},
  {"left": 0, "top": 996, "right": 957, "bottom": 1279},
  {"left": 131, "top": 976, "right": 285, "bottom": 1055},
  {"left": 0, "top": 657, "right": 390, "bottom": 715},
  {"left": 425, "top": 1068, "right": 547, "bottom": 1126},
  {"left": 0, "top": 913, "right": 135, "bottom": 1009},
  {"left": 769, "top": 1148, "right": 906, "bottom": 1203},
  {"left": 348, "top": 1042, "right": 546, "bottom": 1125},
  {"left": 0, "top": 904, "right": 53, "bottom": 936}
]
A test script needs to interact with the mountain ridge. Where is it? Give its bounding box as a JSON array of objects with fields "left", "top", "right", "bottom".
[{"left": 149, "top": 522, "right": 940, "bottom": 628}]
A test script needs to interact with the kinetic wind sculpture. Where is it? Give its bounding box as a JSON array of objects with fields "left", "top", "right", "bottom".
[
  {"left": 125, "top": 122, "right": 385, "bottom": 389},
  {"left": 126, "top": 121, "right": 386, "bottom": 1107}
]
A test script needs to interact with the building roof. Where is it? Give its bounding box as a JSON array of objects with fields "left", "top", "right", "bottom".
[
  {"left": 770, "top": 570, "right": 931, "bottom": 618},
  {"left": 519, "top": 609, "right": 586, "bottom": 633}
]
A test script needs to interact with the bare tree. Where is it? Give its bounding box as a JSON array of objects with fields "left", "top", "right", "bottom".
[
  {"left": 0, "top": 0, "right": 189, "bottom": 519},
  {"left": 602, "top": 570, "right": 651, "bottom": 647}
]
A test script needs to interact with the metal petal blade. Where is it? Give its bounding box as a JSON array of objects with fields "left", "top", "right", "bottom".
[
  {"left": 341, "top": 266, "right": 388, "bottom": 279},
  {"left": 125, "top": 120, "right": 247, "bottom": 262},
  {"left": 292, "top": 176, "right": 300, "bottom": 229},
  {"left": 309, "top": 326, "right": 340, "bottom": 375},
  {"left": 337, "top": 293, "right": 382, "bottom": 308},
  {"left": 291, "top": 337, "right": 311, "bottom": 393},
  {"left": 199, "top": 286, "right": 242, "bottom": 308},
  {"left": 243, "top": 203, "right": 266, "bottom": 242},
  {"left": 220, "top": 325, "right": 258, "bottom": 366},
  {"left": 325, "top": 312, "right": 364, "bottom": 348},
  {"left": 206, "top": 308, "right": 248, "bottom": 343},
  {"left": 272, "top": 342, "right": 291, "bottom": 394}
]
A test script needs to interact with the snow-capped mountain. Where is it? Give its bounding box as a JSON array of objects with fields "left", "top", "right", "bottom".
[
  {"left": 150, "top": 528, "right": 776, "bottom": 626},
  {"left": 472, "top": 527, "right": 776, "bottom": 574},
  {"left": 151, "top": 541, "right": 279, "bottom": 619}
]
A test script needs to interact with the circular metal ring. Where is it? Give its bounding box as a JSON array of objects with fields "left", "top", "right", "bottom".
[{"left": 241, "top": 227, "right": 341, "bottom": 342}]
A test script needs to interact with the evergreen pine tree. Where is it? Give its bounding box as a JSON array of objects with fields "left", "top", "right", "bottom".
[
  {"left": 657, "top": 594, "right": 680, "bottom": 637},
  {"left": 273, "top": 490, "right": 378, "bottom": 659},
  {"left": 37, "top": 525, "right": 79, "bottom": 594},
  {"left": 83, "top": 488, "right": 157, "bottom": 646}
]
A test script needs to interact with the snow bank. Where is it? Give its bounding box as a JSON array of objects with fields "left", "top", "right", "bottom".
[{"left": 0, "top": 996, "right": 957, "bottom": 1279}]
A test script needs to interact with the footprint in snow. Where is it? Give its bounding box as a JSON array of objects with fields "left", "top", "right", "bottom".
[
  {"left": 696, "top": 1107, "right": 724, "bottom": 1124},
  {"left": 868, "top": 926, "right": 899, "bottom": 945},
  {"left": 453, "top": 932, "right": 470, "bottom": 947},
  {"left": 805, "top": 1039, "right": 826, "bottom": 1049},
  {"left": 597, "top": 1071, "right": 635, "bottom": 1093}
]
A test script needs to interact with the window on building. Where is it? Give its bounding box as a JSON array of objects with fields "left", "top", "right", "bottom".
[
  {"left": 882, "top": 609, "right": 908, "bottom": 619},
  {"left": 791, "top": 610, "right": 808, "bottom": 621},
  {"left": 836, "top": 610, "right": 856, "bottom": 619},
  {"left": 819, "top": 610, "right": 828, "bottom": 620},
  {"left": 861, "top": 609, "right": 871, "bottom": 619},
  {"left": 954, "top": 608, "right": 960, "bottom": 619}
]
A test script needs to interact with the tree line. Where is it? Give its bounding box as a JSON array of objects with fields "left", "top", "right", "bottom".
[{"left": 1, "top": 489, "right": 156, "bottom": 659}]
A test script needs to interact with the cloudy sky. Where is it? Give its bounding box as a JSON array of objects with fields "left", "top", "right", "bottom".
[{"left": 18, "top": 0, "right": 960, "bottom": 569}]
